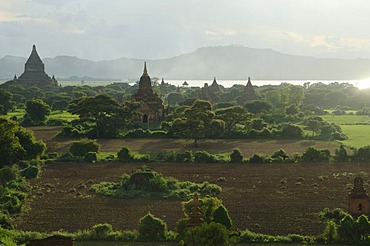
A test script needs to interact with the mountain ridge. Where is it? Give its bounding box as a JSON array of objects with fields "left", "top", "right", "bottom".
[{"left": 1, "top": 45, "right": 370, "bottom": 80}]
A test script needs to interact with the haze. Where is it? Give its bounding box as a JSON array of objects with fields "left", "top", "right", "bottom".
[{"left": 1, "top": 0, "right": 370, "bottom": 61}]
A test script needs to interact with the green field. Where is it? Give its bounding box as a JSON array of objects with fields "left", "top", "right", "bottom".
[
  {"left": 7, "top": 109, "right": 78, "bottom": 122},
  {"left": 340, "top": 125, "right": 370, "bottom": 148},
  {"left": 321, "top": 114, "right": 370, "bottom": 125},
  {"left": 321, "top": 114, "right": 370, "bottom": 148}
]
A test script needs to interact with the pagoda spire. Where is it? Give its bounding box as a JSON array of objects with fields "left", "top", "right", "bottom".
[{"left": 143, "top": 62, "right": 148, "bottom": 76}]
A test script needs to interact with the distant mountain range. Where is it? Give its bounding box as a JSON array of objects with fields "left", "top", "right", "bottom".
[{"left": 1, "top": 45, "right": 370, "bottom": 81}]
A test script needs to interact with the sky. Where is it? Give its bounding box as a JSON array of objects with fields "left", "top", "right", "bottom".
[{"left": 1, "top": 0, "right": 370, "bottom": 61}]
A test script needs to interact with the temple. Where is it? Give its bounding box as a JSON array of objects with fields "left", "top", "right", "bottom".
[
  {"left": 198, "top": 77, "right": 222, "bottom": 103},
  {"left": 348, "top": 177, "right": 370, "bottom": 216},
  {"left": 133, "top": 62, "right": 165, "bottom": 123},
  {"left": 237, "top": 77, "right": 258, "bottom": 104},
  {"left": 14, "top": 45, "right": 58, "bottom": 87}
]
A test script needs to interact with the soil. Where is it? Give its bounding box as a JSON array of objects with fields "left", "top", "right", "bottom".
[{"left": 15, "top": 161, "right": 370, "bottom": 236}]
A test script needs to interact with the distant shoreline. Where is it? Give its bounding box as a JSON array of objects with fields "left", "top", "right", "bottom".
[{"left": 1, "top": 79, "right": 369, "bottom": 90}]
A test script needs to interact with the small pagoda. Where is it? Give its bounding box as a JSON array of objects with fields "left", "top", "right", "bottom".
[
  {"left": 15, "top": 45, "right": 58, "bottom": 87},
  {"left": 237, "top": 77, "right": 258, "bottom": 104},
  {"left": 348, "top": 177, "right": 370, "bottom": 215},
  {"left": 133, "top": 62, "right": 165, "bottom": 123},
  {"left": 187, "top": 193, "right": 204, "bottom": 227}
]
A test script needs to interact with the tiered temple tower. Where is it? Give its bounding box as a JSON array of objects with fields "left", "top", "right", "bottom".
[
  {"left": 237, "top": 77, "right": 258, "bottom": 104},
  {"left": 15, "top": 45, "right": 58, "bottom": 87},
  {"left": 348, "top": 177, "right": 370, "bottom": 215},
  {"left": 133, "top": 62, "right": 165, "bottom": 123}
]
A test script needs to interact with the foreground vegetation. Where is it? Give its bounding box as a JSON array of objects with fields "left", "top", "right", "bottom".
[{"left": 2, "top": 81, "right": 370, "bottom": 244}]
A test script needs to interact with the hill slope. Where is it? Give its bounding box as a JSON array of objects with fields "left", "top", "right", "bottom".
[{"left": 1, "top": 45, "right": 370, "bottom": 80}]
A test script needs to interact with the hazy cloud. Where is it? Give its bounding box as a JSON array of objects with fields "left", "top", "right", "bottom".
[{"left": 1, "top": 0, "right": 370, "bottom": 60}]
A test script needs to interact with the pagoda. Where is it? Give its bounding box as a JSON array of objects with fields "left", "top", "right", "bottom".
[
  {"left": 133, "top": 62, "right": 165, "bottom": 123},
  {"left": 348, "top": 177, "right": 370, "bottom": 215},
  {"left": 15, "top": 45, "right": 58, "bottom": 87},
  {"left": 237, "top": 77, "right": 258, "bottom": 104}
]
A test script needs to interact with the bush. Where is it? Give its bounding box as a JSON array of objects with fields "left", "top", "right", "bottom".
[
  {"left": 230, "top": 149, "right": 243, "bottom": 163},
  {"left": 176, "top": 151, "right": 193, "bottom": 163},
  {"left": 353, "top": 145, "right": 370, "bottom": 161},
  {"left": 212, "top": 205, "right": 233, "bottom": 229},
  {"left": 183, "top": 222, "right": 229, "bottom": 246},
  {"left": 69, "top": 139, "right": 100, "bottom": 157},
  {"left": 124, "top": 129, "right": 151, "bottom": 138},
  {"left": 91, "top": 223, "right": 113, "bottom": 240},
  {"left": 248, "top": 154, "right": 266, "bottom": 164},
  {"left": 84, "top": 152, "right": 98, "bottom": 162},
  {"left": 0, "top": 166, "right": 18, "bottom": 186},
  {"left": 194, "top": 151, "right": 218, "bottom": 163},
  {"left": 301, "top": 147, "right": 330, "bottom": 162},
  {"left": 20, "top": 165, "right": 39, "bottom": 179},
  {"left": 117, "top": 147, "right": 133, "bottom": 162},
  {"left": 138, "top": 213, "right": 167, "bottom": 241}
]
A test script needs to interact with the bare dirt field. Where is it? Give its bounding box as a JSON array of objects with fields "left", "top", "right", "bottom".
[
  {"left": 15, "top": 161, "right": 370, "bottom": 236},
  {"left": 29, "top": 126, "right": 341, "bottom": 156}
]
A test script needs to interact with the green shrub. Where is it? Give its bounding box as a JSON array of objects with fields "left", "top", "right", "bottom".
[
  {"left": 183, "top": 222, "right": 229, "bottom": 246},
  {"left": 302, "top": 147, "right": 330, "bottom": 162},
  {"left": 194, "top": 151, "right": 218, "bottom": 163},
  {"left": 69, "top": 139, "right": 100, "bottom": 157},
  {"left": 92, "top": 223, "right": 113, "bottom": 240},
  {"left": 353, "top": 145, "right": 370, "bottom": 161},
  {"left": 20, "top": 165, "right": 39, "bottom": 179},
  {"left": 212, "top": 205, "right": 233, "bottom": 229},
  {"left": 230, "top": 148, "right": 243, "bottom": 163},
  {"left": 124, "top": 129, "right": 151, "bottom": 138},
  {"left": 0, "top": 212, "right": 13, "bottom": 229},
  {"left": 117, "top": 147, "right": 133, "bottom": 162},
  {"left": 0, "top": 166, "right": 18, "bottom": 186},
  {"left": 138, "top": 213, "right": 167, "bottom": 241},
  {"left": 84, "top": 152, "right": 98, "bottom": 162},
  {"left": 176, "top": 151, "right": 193, "bottom": 163},
  {"left": 248, "top": 154, "right": 266, "bottom": 164},
  {"left": 91, "top": 166, "right": 221, "bottom": 200}
]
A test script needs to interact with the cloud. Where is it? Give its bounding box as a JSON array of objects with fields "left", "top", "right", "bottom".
[
  {"left": 205, "top": 29, "right": 236, "bottom": 40},
  {"left": 281, "top": 31, "right": 370, "bottom": 53}
]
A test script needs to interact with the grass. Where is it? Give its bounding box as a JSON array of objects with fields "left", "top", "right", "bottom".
[
  {"left": 48, "top": 111, "right": 78, "bottom": 122},
  {"left": 320, "top": 114, "right": 370, "bottom": 148},
  {"left": 7, "top": 109, "right": 78, "bottom": 122},
  {"left": 340, "top": 125, "right": 370, "bottom": 148},
  {"left": 321, "top": 114, "right": 370, "bottom": 125}
]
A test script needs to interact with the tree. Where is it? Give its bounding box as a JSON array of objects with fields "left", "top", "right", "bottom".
[
  {"left": 338, "top": 214, "right": 358, "bottom": 242},
  {"left": 167, "top": 92, "right": 183, "bottom": 106},
  {"left": 23, "top": 99, "right": 51, "bottom": 125},
  {"left": 280, "top": 124, "right": 304, "bottom": 139},
  {"left": 172, "top": 100, "right": 225, "bottom": 146},
  {"left": 213, "top": 205, "right": 233, "bottom": 229},
  {"left": 230, "top": 148, "right": 243, "bottom": 163},
  {"left": 138, "top": 213, "right": 167, "bottom": 241},
  {"left": 68, "top": 94, "right": 139, "bottom": 138},
  {"left": 0, "top": 117, "right": 46, "bottom": 167},
  {"left": 334, "top": 145, "right": 348, "bottom": 161},
  {"left": 0, "top": 89, "right": 15, "bottom": 115},
  {"left": 285, "top": 104, "right": 299, "bottom": 115},
  {"left": 215, "top": 106, "right": 249, "bottom": 134},
  {"left": 69, "top": 139, "right": 100, "bottom": 157},
  {"left": 307, "top": 119, "right": 321, "bottom": 137},
  {"left": 245, "top": 100, "right": 272, "bottom": 114},
  {"left": 356, "top": 214, "right": 370, "bottom": 242}
]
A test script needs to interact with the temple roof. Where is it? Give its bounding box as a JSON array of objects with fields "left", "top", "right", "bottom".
[
  {"left": 26, "top": 45, "right": 43, "bottom": 65},
  {"left": 142, "top": 61, "right": 148, "bottom": 76}
]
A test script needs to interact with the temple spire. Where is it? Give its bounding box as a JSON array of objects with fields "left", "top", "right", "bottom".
[{"left": 143, "top": 62, "right": 148, "bottom": 76}]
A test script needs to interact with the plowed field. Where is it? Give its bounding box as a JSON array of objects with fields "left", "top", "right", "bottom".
[{"left": 15, "top": 162, "right": 370, "bottom": 236}]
